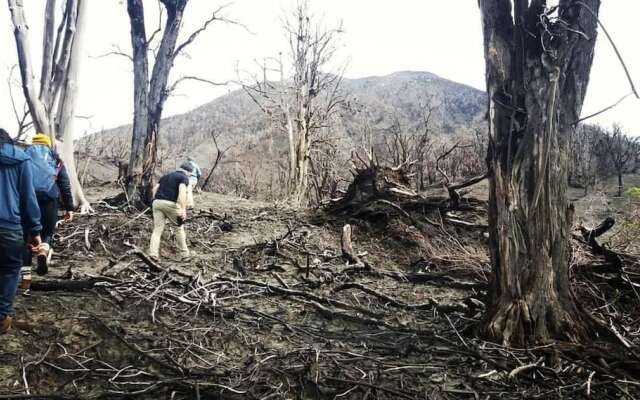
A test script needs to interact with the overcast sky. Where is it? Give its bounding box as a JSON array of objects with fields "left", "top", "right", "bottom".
[{"left": 1, "top": 1, "right": 639, "bottom": 139}]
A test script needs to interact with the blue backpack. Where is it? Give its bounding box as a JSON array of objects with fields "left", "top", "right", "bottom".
[{"left": 25, "top": 145, "right": 58, "bottom": 195}]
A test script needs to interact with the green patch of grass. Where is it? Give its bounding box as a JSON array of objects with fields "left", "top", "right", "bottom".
[{"left": 625, "top": 187, "right": 640, "bottom": 200}]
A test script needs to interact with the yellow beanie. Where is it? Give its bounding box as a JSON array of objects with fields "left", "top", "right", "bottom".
[{"left": 32, "top": 133, "right": 52, "bottom": 147}]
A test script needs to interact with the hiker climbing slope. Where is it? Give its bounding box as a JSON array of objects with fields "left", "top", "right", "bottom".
[
  {"left": 23, "top": 133, "right": 75, "bottom": 277},
  {"left": 0, "top": 128, "right": 42, "bottom": 334},
  {"left": 148, "top": 162, "right": 193, "bottom": 260}
]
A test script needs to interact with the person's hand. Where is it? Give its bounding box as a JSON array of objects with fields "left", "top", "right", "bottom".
[
  {"left": 177, "top": 208, "right": 187, "bottom": 226},
  {"left": 64, "top": 211, "right": 74, "bottom": 222},
  {"left": 30, "top": 235, "right": 42, "bottom": 249}
]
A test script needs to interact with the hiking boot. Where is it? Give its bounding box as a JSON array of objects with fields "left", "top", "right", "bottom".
[
  {"left": 19, "top": 267, "right": 31, "bottom": 290},
  {"left": 0, "top": 316, "right": 12, "bottom": 334},
  {"left": 36, "top": 243, "right": 52, "bottom": 276}
]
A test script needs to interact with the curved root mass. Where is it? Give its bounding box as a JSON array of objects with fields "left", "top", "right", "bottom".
[{"left": 485, "top": 295, "right": 611, "bottom": 347}]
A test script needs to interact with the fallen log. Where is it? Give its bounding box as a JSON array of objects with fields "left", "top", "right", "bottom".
[
  {"left": 574, "top": 263, "right": 624, "bottom": 274},
  {"left": 30, "top": 277, "right": 120, "bottom": 292},
  {"left": 443, "top": 216, "right": 488, "bottom": 230},
  {"left": 131, "top": 247, "right": 166, "bottom": 273},
  {"left": 576, "top": 217, "right": 640, "bottom": 296},
  {"left": 124, "top": 243, "right": 194, "bottom": 279},
  {"left": 579, "top": 217, "right": 623, "bottom": 269},
  {"left": 446, "top": 172, "right": 488, "bottom": 210},
  {"left": 327, "top": 160, "right": 418, "bottom": 213}
]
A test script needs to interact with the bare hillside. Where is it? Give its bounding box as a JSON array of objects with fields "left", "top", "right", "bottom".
[{"left": 80, "top": 71, "right": 485, "bottom": 164}]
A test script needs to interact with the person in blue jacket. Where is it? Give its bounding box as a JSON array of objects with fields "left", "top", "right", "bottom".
[
  {"left": 0, "top": 128, "right": 42, "bottom": 334},
  {"left": 23, "top": 133, "right": 75, "bottom": 276}
]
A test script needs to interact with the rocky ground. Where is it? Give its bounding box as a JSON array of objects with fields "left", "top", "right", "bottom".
[{"left": 1, "top": 182, "right": 639, "bottom": 399}]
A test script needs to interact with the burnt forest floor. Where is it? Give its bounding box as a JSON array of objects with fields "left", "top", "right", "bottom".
[{"left": 1, "top": 185, "right": 640, "bottom": 399}]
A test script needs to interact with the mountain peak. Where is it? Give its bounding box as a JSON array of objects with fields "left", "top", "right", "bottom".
[{"left": 90, "top": 70, "right": 486, "bottom": 163}]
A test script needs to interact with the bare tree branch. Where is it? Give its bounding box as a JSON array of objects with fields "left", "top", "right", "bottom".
[
  {"left": 201, "top": 129, "right": 234, "bottom": 190},
  {"left": 146, "top": 1, "right": 164, "bottom": 47},
  {"left": 166, "top": 75, "right": 230, "bottom": 95},
  {"left": 575, "top": 1, "right": 639, "bottom": 99},
  {"left": 173, "top": 3, "right": 247, "bottom": 61},
  {"left": 574, "top": 92, "right": 634, "bottom": 125},
  {"left": 91, "top": 44, "right": 134, "bottom": 62},
  {"left": 6, "top": 65, "right": 30, "bottom": 135}
]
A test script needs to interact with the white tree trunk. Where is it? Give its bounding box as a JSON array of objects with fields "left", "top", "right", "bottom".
[
  {"left": 7, "top": 0, "right": 92, "bottom": 213},
  {"left": 58, "top": 0, "right": 91, "bottom": 213},
  {"left": 7, "top": 0, "right": 53, "bottom": 135}
]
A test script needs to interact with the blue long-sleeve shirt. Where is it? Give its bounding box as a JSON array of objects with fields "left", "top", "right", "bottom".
[{"left": 0, "top": 143, "right": 42, "bottom": 235}]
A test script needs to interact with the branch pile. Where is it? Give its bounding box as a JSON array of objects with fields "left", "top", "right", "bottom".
[{"left": 2, "top": 202, "right": 640, "bottom": 399}]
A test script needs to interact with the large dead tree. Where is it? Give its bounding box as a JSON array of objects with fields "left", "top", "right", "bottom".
[
  {"left": 7, "top": 0, "right": 92, "bottom": 213},
  {"left": 125, "top": 0, "right": 230, "bottom": 205},
  {"left": 382, "top": 102, "right": 438, "bottom": 191},
  {"left": 479, "top": 0, "right": 608, "bottom": 346},
  {"left": 598, "top": 123, "right": 637, "bottom": 197},
  {"left": 243, "top": 0, "right": 345, "bottom": 206},
  {"left": 569, "top": 124, "right": 600, "bottom": 195}
]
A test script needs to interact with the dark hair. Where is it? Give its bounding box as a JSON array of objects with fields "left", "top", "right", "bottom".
[
  {"left": 0, "top": 128, "right": 17, "bottom": 158},
  {"left": 179, "top": 161, "right": 194, "bottom": 173},
  {"left": 0, "top": 128, "right": 12, "bottom": 144}
]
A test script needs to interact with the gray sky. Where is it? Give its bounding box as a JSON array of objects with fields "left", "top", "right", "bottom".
[{"left": 1, "top": 1, "right": 639, "bottom": 138}]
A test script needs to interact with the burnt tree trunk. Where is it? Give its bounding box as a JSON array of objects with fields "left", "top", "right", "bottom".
[
  {"left": 125, "top": 0, "right": 187, "bottom": 205},
  {"left": 125, "top": 0, "right": 150, "bottom": 204},
  {"left": 617, "top": 172, "right": 623, "bottom": 197},
  {"left": 480, "top": 0, "right": 605, "bottom": 346},
  {"left": 141, "top": 3, "right": 186, "bottom": 203},
  {"left": 241, "top": 1, "right": 344, "bottom": 207},
  {"left": 293, "top": 125, "right": 310, "bottom": 206}
]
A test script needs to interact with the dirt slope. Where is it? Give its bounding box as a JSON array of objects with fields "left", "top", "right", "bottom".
[
  {"left": 2, "top": 188, "right": 478, "bottom": 397},
  {"left": 1, "top": 185, "right": 638, "bottom": 399}
]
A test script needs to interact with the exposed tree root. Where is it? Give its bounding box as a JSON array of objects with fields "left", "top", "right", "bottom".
[
  {"left": 385, "top": 271, "right": 487, "bottom": 290},
  {"left": 484, "top": 297, "right": 613, "bottom": 347}
]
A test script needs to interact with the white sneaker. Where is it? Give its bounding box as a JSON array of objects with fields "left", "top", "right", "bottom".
[{"left": 36, "top": 243, "right": 52, "bottom": 276}]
